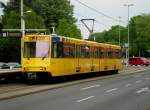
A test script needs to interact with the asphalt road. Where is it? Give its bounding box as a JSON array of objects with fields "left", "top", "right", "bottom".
[{"left": 0, "top": 71, "right": 150, "bottom": 110}]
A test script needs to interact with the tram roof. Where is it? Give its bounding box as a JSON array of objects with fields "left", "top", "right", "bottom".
[{"left": 24, "top": 34, "right": 121, "bottom": 49}]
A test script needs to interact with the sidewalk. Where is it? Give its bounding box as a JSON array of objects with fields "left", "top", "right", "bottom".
[{"left": 120, "top": 65, "right": 150, "bottom": 74}]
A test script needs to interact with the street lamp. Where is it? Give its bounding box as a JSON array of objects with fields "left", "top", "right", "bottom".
[
  {"left": 118, "top": 16, "right": 121, "bottom": 46},
  {"left": 124, "top": 4, "right": 134, "bottom": 66},
  {"left": 21, "top": 0, "right": 32, "bottom": 37}
]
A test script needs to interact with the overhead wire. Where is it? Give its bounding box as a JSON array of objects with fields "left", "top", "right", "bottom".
[{"left": 74, "top": 0, "right": 126, "bottom": 24}]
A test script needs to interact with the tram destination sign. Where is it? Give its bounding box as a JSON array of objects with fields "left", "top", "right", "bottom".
[{"left": 24, "top": 36, "right": 50, "bottom": 41}]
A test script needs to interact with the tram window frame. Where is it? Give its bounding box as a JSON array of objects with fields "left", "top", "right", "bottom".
[
  {"left": 51, "top": 42, "right": 63, "bottom": 58},
  {"left": 93, "top": 47, "right": 99, "bottom": 58},
  {"left": 113, "top": 49, "right": 121, "bottom": 58},
  {"left": 90, "top": 47, "right": 93, "bottom": 58},
  {"left": 80, "top": 46, "right": 86, "bottom": 58},
  {"left": 108, "top": 48, "right": 113, "bottom": 58},
  {"left": 85, "top": 46, "right": 90, "bottom": 58},
  {"left": 101, "top": 48, "right": 106, "bottom": 58},
  {"left": 99, "top": 48, "right": 101, "bottom": 58},
  {"left": 99, "top": 48, "right": 103, "bottom": 58},
  {"left": 76, "top": 45, "right": 80, "bottom": 58}
]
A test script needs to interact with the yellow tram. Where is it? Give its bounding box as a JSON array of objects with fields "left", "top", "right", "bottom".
[{"left": 22, "top": 34, "right": 122, "bottom": 80}]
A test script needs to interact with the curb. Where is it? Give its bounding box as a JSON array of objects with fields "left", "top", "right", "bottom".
[{"left": 0, "top": 68, "right": 150, "bottom": 101}]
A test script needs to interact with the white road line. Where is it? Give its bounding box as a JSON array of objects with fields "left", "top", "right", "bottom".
[
  {"left": 106, "top": 88, "right": 118, "bottom": 93},
  {"left": 145, "top": 77, "right": 150, "bottom": 80},
  {"left": 76, "top": 96, "right": 95, "bottom": 102},
  {"left": 136, "top": 87, "right": 149, "bottom": 94},
  {"left": 81, "top": 85, "right": 100, "bottom": 90},
  {"left": 133, "top": 75, "right": 141, "bottom": 78},
  {"left": 125, "top": 84, "right": 132, "bottom": 87},
  {"left": 136, "top": 80, "right": 142, "bottom": 83}
]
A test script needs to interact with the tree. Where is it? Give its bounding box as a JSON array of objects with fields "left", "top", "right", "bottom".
[
  {"left": 90, "top": 25, "right": 127, "bottom": 45},
  {"left": 25, "top": 0, "right": 76, "bottom": 29},
  {"left": 129, "top": 14, "right": 150, "bottom": 56},
  {"left": 56, "top": 19, "right": 82, "bottom": 39},
  {"left": 2, "top": 4, "right": 45, "bottom": 29},
  {"left": 2, "top": 0, "right": 81, "bottom": 37}
]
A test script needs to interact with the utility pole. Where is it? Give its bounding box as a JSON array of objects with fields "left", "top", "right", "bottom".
[
  {"left": 21, "top": 0, "right": 25, "bottom": 37},
  {"left": 118, "top": 16, "right": 121, "bottom": 46},
  {"left": 124, "top": 4, "right": 134, "bottom": 66}
]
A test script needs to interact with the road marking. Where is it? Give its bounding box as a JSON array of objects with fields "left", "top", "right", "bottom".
[
  {"left": 145, "top": 77, "right": 150, "bottom": 80},
  {"left": 136, "top": 80, "right": 142, "bottom": 83},
  {"left": 136, "top": 87, "right": 149, "bottom": 94},
  {"left": 106, "top": 88, "right": 118, "bottom": 93},
  {"left": 76, "top": 96, "right": 95, "bottom": 102},
  {"left": 125, "top": 84, "right": 132, "bottom": 87},
  {"left": 133, "top": 75, "right": 141, "bottom": 78},
  {"left": 81, "top": 85, "right": 100, "bottom": 90}
]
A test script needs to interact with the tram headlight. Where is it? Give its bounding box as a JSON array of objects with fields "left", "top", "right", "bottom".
[{"left": 24, "top": 67, "right": 29, "bottom": 71}]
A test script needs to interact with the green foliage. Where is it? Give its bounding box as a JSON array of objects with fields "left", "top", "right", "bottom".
[
  {"left": 2, "top": 0, "right": 81, "bottom": 37},
  {"left": 0, "top": 38, "right": 21, "bottom": 62},
  {"left": 24, "top": 0, "right": 76, "bottom": 28},
  {"left": 24, "top": 9, "right": 46, "bottom": 29},
  {"left": 90, "top": 13, "right": 150, "bottom": 57},
  {"left": 56, "top": 19, "right": 82, "bottom": 39},
  {"left": 3, "top": 7, "right": 45, "bottom": 29},
  {"left": 90, "top": 25, "right": 127, "bottom": 45},
  {"left": 3, "top": 10, "right": 20, "bottom": 28},
  {"left": 129, "top": 14, "right": 150, "bottom": 56}
]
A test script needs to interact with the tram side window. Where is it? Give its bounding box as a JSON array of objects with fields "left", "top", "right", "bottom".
[
  {"left": 80, "top": 46, "right": 86, "bottom": 58},
  {"left": 93, "top": 47, "right": 99, "bottom": 58},
  {"left": 100, "top": 49, "right": 105, "bottom": 58},
  {"left": 113, "top": 49, "right": 121, "bottom": 58},
  {"left": 52, "top": 42, "right": 63, "bottom": 58},
  {"left": 99, "top": 48, "right": 101, "bottom": 58},
  {"left": 100, "top": 51, "right": 103, "bottom": 58},
  {"left": 64, "top": 44, "right": 75, "bottom": 58},
  {"left": 85, "top": 46, "right": 90, "bottom": 58},
  {"left": 108, "top": 50, "right": 113, "bottom": 58},
  {"left": 57, "top": 42, "right": 63, "bottom": 58},
  {"left": 118, "top": 50, "right": 122, "bottom": 58},
  {"left": 80, "top": 46, "right": 90, "bottom": 58},
  {"left": 90, "top": 47, "right": 93, "bottom": 58}
]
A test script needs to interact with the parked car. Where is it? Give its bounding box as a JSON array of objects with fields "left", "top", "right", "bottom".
[
  {"left": 0, "top": 62, "right": 10, "bottom": 69},
  {"left": 129, "top": 57, "right": 150, "bottom": 66},
  {"left": 7, "top": 62, "right": 21, "bottom": 69}
]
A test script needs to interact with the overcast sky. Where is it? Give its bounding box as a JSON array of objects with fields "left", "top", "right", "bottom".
[
  {"left": 70, "top": 0, "right": 150, "bottom": 39},
  {"left": 0, "top": 0, "right": 8, "bottom": 15},
  {"left": 0, "top": 0, "right": 150, "bottom": 39}
]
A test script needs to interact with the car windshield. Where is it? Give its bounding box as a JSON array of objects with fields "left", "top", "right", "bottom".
[
  {"left": 142, "top": 58, "right": 147, "bottom": 60},
  {"left": 7, "top": 63, "right": 19, "bottom": 66},
  {"left": 24, "top": 42, "right": 50, "bottom": 58},
  {"left": 0, "top": 63, "right": 5, "bottom": 66}
]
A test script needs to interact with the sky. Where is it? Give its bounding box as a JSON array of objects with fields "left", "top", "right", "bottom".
[
  {"left": 0, "top": 0, "right": 9, "bottom": 15},
  {"left": 0, "top": 0, "right": 150, "bottom": 39},
  {"left": 70, "top": 0, "right": 150, "bottom": 39}
]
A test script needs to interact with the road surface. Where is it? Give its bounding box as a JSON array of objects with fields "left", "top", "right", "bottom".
[{"left": 0, "top": 70, "right": 150, "bottom": 110}]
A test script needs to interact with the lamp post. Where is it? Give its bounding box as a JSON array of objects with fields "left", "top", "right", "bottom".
[
  {"left": 21, "top": 0, "right": 32, "bottom": 37},
  {"left": 124, "top": 4, "right": 134, "bottom": 66},
  {"left": 118, "top": 16, "right": 121, "bottom": 46},
  {"left": 21, "top": 0, "right": 24, "bottom": 37}
]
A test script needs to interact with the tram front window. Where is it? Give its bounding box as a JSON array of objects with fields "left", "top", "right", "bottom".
[{"left": 24, "top": 42, "right": 50, "bottom": 58}]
